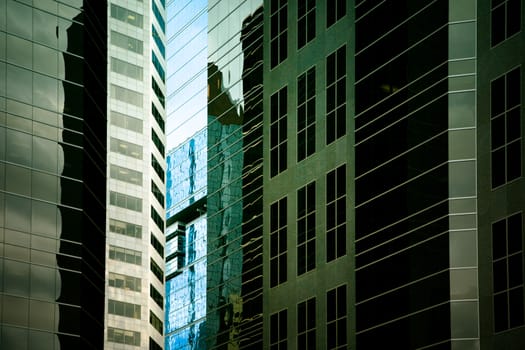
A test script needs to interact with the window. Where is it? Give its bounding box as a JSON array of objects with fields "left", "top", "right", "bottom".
[
  {"left": 109, "top": 245, "right": 142, "bottom": 265},
  {"left": 110, "top": 137, "right": 143, "bottom": 159},
  {"left": 493, "top": 212, "right": 524, "bottom": 332},
  {"left": 150, "top": 311, "right": 163, "bottom": 335},
  {"left": 110, "top": 57, "right": 143, "bottom": 80},
  {"left": 327, "top": 284, "right": 347, "bottom": 349},
  {"left": 152, "top": 103, "right": 165, "bottom": 132},
  {"left": 326, "top": 45, "right": 346, "bottom": 144},
  {"left": 270, "top": 309, "right": 287, "bottom": 350},
  {"left": 152, "top": 1, "right": 165, "bottom": 32},
  {"left": 152, "top": 51, "right": 165, "bottom": 83},
  {"left": 326, "top": 164, "right": 346, "bottom": 261},
  {"left": 110, "top": 191, "right": 143, "bottom": 212},
  {"left": 110, "top": 164, "right": 142, "bottom": 186},
  {"left": 491, "top": 66, "right": 521, "bottom": 188},
  {"left": 270, "top": 0, "right": 288, "bottom": 68},
  {"left": 298, "top": 0, "right": 315, "bottom": 49},
  {"left": 152, "top": 77, "right": 165, "bottom": 107},
  {"left": 151, "top": 257, "right": 164, "bottom": 282},
  {"left": 151, "top": 180, "right": 164, "bottom": 207},
  {"left": 297, "top": 67, "right": 316, "bottom": 161},
  {"left": 298, "top": 297, "right": 316, "bottom": 350},
  {"left": 108, "top": 299, "right": 141, "bottom": 319},
  {"left": 327, "top": 0, "right": 346, "bottom": 28},
  {"left": 150, "top": 337, "right": 162, "bottom": 350},
  {"left": 152, "top": 128, "right": 165, "bottom": 155},
  {"left": 270, "top": 86, "right": 288, "bottom": 177},
  {"left": 151, "top": 206, "right": 164, "bottom": 231},
  {"left": 109, "top": 218, "right": 142, "bottom": 239},
  {"left": 111, "top": 110, "right": 143, "bottom": 133},
  {"left": 151, "top": 233, "right": 164, "bottom": 257},
  {"left": 107, "top": 327, "right": 141, "bottom": 346},
  {"left": 152, "top": 25, "right": 165, "bottom": 57},
  {"left": 150, "top": 284, "right": 163, "bottom": 309},
  {"left": 270, "top": 197, "right": 287, "bottom": 287},
  {"left": 491, "top": 0, "right": 521, "bottom": 46},
  {"left": 297, "top": 181, "right": 316, "bottom": 275},
  {"left": 108, "top": 272, "right": 141, "bottom": 292},
  {"left": 110, "top": 30, "right": 143, "bottom": 54},
  {"left": 111, "top": 84, "right": 143, "bottom": 107},
  {"left": 111, "top": 4, "right": 143, "bottom": 28},
  {"left": 152, "top": 154, "right": 165, "bottom": 182}
]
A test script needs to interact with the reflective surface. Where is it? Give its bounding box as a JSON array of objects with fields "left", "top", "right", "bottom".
[{"left": 1, "top": 1, "right": 107, "bottom": 349}]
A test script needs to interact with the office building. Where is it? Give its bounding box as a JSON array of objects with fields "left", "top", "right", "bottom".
[
  {"left": 0, "top": 1, "right": 107, "bottom": 349},
  {"left": 105, "top": 0, "right": 166, "bottom": 349},
  {"left": 166, "top": 0, "right": 524, "bottom": 349}
]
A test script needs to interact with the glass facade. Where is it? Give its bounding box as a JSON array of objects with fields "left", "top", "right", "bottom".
[
  {"left": 0, "top": 1, "right": 107, "bottom": 349},
  {"left": 166, "top": 1, "right": 264, "bottom": 349}
]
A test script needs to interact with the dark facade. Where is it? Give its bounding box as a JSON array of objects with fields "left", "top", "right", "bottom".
[
  {"left": 166, "top": 0, "right": 524, "bottom": 349},
  {"left": 0, "top": 1, "right": 107, "bottom": 349}
]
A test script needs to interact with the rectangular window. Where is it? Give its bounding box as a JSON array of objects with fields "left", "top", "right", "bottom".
[
  {"left": 297, "top": 181, "right": 316, "bottom": 275},
  {"left": 152, "top": 1, "right": 165, "bottom": 32},
  {"left": 111, "top": 4, "right": 143, "bottom": 28},
  {"left": 110, "top": 164, "right": 142, "bottom": 186},
  {"left": 107, "top": 326, "right": 141, "bottom": 346},
  {"left": 493, "top": 212, "right": 524, "bottom": 332},
  {"left": 152, "top": 51, "right": 165, "bottom": 83},
  {"left": 270, "top": 309, "right": 287, "bottom": 349},
  {"left": 152, "top": 154, "right": 165, "bottom": 182},
  {"left": 152, "top": 103, "right": 165, "bottom": 132},
  {"left": 108, "top": 299, "right": 141, "bottom": 319},
  {"left": 151, "top": 257, "right": 164, "bottom": 282},
  {"left": 110, "top": 191, "right": 143, "bottom": 212},
  {"left": 270, "top": 197, "right": 287, "bottom": 287},
  {"left": 151, "top": 180, "right": 164, "bottom": 207},
  {"left": 109, "top": 245, "right": 142, "bottom": 266},
  {"left": 151, "top": 206, "right": 164, "bottom": 231},
  {"left": 270, "top": 0, "right": 288, "bottom": 68},
  {"left": 326, "top": 45, "right": 346, "bottom": 144},
  {"left": 111, "top": 84, "right": 143, "bottom": 107},
  {"left": 327, "top": 0, "right": 346, "bottom": 28},
  {"left": 108, "top": 272, "right": 141, "bottom": 292},
  {"left": 110, "top": 57, "right": 143, "bottom": 80},
  {"left": 298, "top": 0, "right": 315, "bottom": 49},
  {"left": 491, "top": 0, "right": 521, "bottom": 46},
  {"left": 150, "top": 284, "right": 164, "bottom": 309},
  {"left": 298, "top": 297, "right": 316, "bottom": 350},
  {"left": 111, "top": 110, "right": 143, "bottom": 133},
  {"left": 109, "top": 218, "right": 142, "bottom": 238},
  {"left": 152, "top": 128, "right": 165, "bottom": 155},
  {"left": 152, "top": 25, "right": 165, "bottom": 57},
  {"left": 150, "top": 338, "right": 162, "bottom": 350},
  {"left": 327, "top": 284, "right": 347, "bottom": 349},
  {"left": 110, "top": 137, "right": 143, "bottom": 159},
  {"left": 491, "top": 66, "right": 521, "bottom": 188},
  {"left": 297, "top": 67, "right": 316, "bottom": 161},
  {"left": 111, "top": 30, "right": 143, "bottom": 54},
  {"left": 326, "top": 164, "right": 346, "bottom": 262},
  {"left": 150, "top": 311, "right": 163, "bottom": 335},
  {"left": 151, "top": 233, "right": 164, "bottom": 257},
  {"left": 152, "top": 77, "right": 165, "bottom": 107},
  {"left": 270, "top": 86, "right": 288, "bottom": 177}
]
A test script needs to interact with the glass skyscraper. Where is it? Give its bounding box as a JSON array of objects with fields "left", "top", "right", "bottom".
[
  {"left": 0, "top": 1, "right": 107, "bottom": 349},
  {"left": 166, "top": 0, "right": 525, "bottom": 349}
]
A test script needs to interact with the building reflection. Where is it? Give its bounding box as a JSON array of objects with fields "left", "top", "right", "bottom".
[{"left": 165, "top": 4, "right": 263, "bottom": 349}]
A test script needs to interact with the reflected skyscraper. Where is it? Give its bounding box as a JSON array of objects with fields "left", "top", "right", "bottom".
[{"left": 1, "top": 1, "right": 107, "bottom": 349}]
